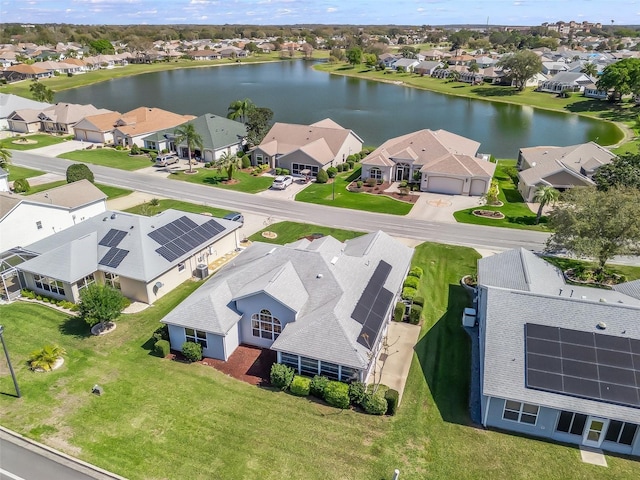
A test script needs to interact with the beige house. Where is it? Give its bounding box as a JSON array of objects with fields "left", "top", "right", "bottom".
[
  {"left": 112, "top": 107, "right": 195, "bottom": 148},
  {"left": 250, "top": 119, "right": 363, "bottom": 176},
  {"left": 73, "top": 111, "right": 122, "bottom": 144},
  {"left": 8, "top": 102, "right": 109, "bottom": 135},
  {"left": 361, "top": 129, "right": 496, "bottom": 196},
  {"left": 517, "top": 142, "right": 616, "bottom": 202}
]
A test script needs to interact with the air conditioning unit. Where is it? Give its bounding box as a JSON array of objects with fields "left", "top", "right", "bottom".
[
  {"left": 462, "top": 308, "right": 476, "bottom": 327},
  {"left": 195, "top": 264, "right": 209, "bottom": 280}
]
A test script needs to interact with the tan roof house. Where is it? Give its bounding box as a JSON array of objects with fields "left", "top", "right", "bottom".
[
  {"left": 112, "top": 107, "right": 195, "bottom": 148},
  {"left": 517, "top": 142, "right": 616, "bottom": 202},
  {"left": 73, "top": 111, "right": 122, "bottom": 144},
  {"left": 8, "top": 102, "right": 108, "bottom": 134},
  {"left": 361, "top": 129, "right": 496, "bottom": 196},
  {"left": 250, "top": 119, "right": 363, "bottom": 176},
  {"left": 4, "top": 63, "right": 51, "bottom": 79}
]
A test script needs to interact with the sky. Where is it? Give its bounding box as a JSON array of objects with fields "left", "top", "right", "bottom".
[{"left": 2, "top": 0, "right": 639, "bottom": 27}]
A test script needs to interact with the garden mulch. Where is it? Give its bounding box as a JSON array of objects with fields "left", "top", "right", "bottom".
[
  {"left": 347, "top": 181, "right": 419, "bottom": 203},
  {"left": 200, "top": 345, "right": 276, "bottom": 386}
]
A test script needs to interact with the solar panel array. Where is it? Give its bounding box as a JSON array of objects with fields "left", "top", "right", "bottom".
[
  {"left": 352, "top": 261, "right": 394, "bottom": 348},
  {"left": 99, "top": 229, "right": 128, "bottom": 248},
  {"left": 148, "top": 216, "right": 225, "bottom": 263},
  {"left": 98, "top": 247, "right": 129, "bottom": 268},
  {"left": 525, "top": 323, "right": 640, "bottom": 409}
]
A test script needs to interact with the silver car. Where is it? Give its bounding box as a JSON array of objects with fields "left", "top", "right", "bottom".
[
  {"left": 272, "top": 175, "right": 293, "bottom": 190},
  {"left": 155, "top": 153, "right": 180, "bottom": 167}
]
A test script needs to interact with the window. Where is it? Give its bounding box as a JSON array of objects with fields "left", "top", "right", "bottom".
[
  {"left": 300, "top": 356, "right": 319, "bottom": 376},
  {"left": 556, "top": 411, "right": 588, "bottom": 436},
  {"left": 77, "top": 274, "right": 95, "bottom": 292},
  {"left": 256, "top": 154, "right": 266, "bottom": 165},
  {"left": 369, "top": 167, "right": 382, "bottom": 181},
  {"left": 104, "top": 272, "right": 121, "bottom": 290},
  {"left": 36, "top": 221, "right": 42, "bottom": 230},
  {"left": 33, "top": 275, "right": 65, "bottom": 296},
  {"left": 340, "top": 366, "right": 358, "bottom": 382},
  {"left": 502, "top": 400, "right": 539, "bottom": 425},
  {"left": 320, "top": 361, "right": 339, "bottom": 380},
  {"left": 605, "top": 421, "right": 638, "bottom": 446},
  {"left": 280, "top": 352, "right": 298, "bottom": 370},
  {"left": 185, "top": 328, "right": 207, "bottom": 348},
  {"left": 178, "top": 262, "right": 185, "bottom": 272},
  {"left": 250, "top": 309, "right": 282, "bottom": 341}
]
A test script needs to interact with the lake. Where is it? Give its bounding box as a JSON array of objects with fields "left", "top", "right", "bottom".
[{"left": 57, "top": 61, "right": 621, "bottom": 158}]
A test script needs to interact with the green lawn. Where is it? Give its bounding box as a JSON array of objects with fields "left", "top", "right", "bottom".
[
  {"left": 24, "top": 181, "right": 131, "bottom": 199},
  {"left": 454, "top": 160, "right": 551, "bottom": 231},
  {"left": 170, "top": 168, "right": 273, "bottom": 194},
  {"left": 59, "top": 149, "right": 153, "bottom": 171},
  {"left": 25, "top": 180, "right": 68, "bottom": 194},
  {"left": 248, "top": 221, "right": 365, "bottom": 245},
  {"left": 295, "top": 167, "right": 414, "bottom": 215},
  {"left": 1, "top": 235, "right": 637, "bottom": 479},
  {"left": 6, "top": 165, "right": 44, "bottom": 181},
  {"left": 0, "top": 134, "right": 74, "bottom": 151},
  {"left": 124, "top": 199, "right": 232, "bottom": 218},
  {"left": 542, "top": 256, "right": 640, "bottom": 282}
]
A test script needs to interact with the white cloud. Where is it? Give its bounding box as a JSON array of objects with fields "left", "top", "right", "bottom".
[{"left": 327, "top": 7, "right": 337, "bottom": 13}]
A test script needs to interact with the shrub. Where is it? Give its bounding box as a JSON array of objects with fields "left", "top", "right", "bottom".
[
  {"left": 346, "top": 154, "right": 357, "bottom": 163},
  {"left": 408, "top": 266, "right": 424, "bottom": 279},
  {"left": 385, "top": 388, "right": 399, "bottom": 415},
  {"left": 29, "top": 344, "right": 66, "bottom": 371},
  {"left": 347, "top": 161, "right": 355, "bottom": 170},
  {"left": 130, "top": 144, "right": 140, "bottom": 155},
  {"left": 409, "top": 304, "right": 422, "bottom": 324},
  {"left": 336, "top": 163, "right": 345, "bottom": 172},
  {"left": 270, "top": 363, "right": 295, "bottom": 390},
  {"left": 66, "top": 163, "right": 94, "bottom": 184},
  {"left": 310, "top": 375, "right": 329, "bottom": 398},
  {"left": 241, "top": 155, "right": 251, "bottom": 168},
  {"left": 204, "top": 162, "right": 212, "bottom": 168},
  {"left": 394, "top": 302, "right": 405, "bottom": 322},
  {"left": 356, "top": 180, "right": 363, "bottom": 188},
  {"left": 365, "top": 178, "right": 376, "bottom": 187},
  {"left": 154, "top": 340, "right": 170, "bottom": 358},
  {"left": 281, "top": 168, "right": 290, "bottom": 175},
  {"left": 12, "top": 178, "right": 30, "bottom": 193},
  {"left": 402, "top": 287, "right": 417, "bottom": 301},
  {"left": 275, "top": 168, "right": 283, "bottom": 175},
  {"left": 327, "top": 166, "right": 338, "bottom": 178},
  {"left": 181, "top": 341, "right": 202, "bottom": 362},
  {"left": 161, "top": 148, "right": 169, "bottom": 154},
  {"left": 316, "top": 169, "right": 329, "bottom": 184},
  {"left": 149, "top": 152, "right": 157, "bottom": 160},
  {"left": 403, "top": 276, "right": 419, "bottom": 289},
  {"left": 290, "top": 375, "right": 311, "bottom": 396},
  {"left": 348, "top": 381, "right": 367, "bottom": 406},
  {"left": 324, "top": 381, "right": 350, "bottom": 409},
  {"left": 362, "top": 392, "right": 388, "bottom": 415},
  {"left": 21, "top": 289, "right": 36, "bottom": 299},
  {"left": 153, "top": 324, "right": 169, "bottom": 342},
  {"left": 412, "top": 296, "right": 425, "bottom": 307}
]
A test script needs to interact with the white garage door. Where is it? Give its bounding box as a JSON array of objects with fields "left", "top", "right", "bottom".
[
  {"left": 469, "top": 179, "right": 487, "bottom": 196},
  {"left": 426, "top": 176, "right": 464, "bottom": 195}
]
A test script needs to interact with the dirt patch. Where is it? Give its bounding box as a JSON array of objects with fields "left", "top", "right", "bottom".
[
  {"left": 472, "top": 209, "right": 505, "bottom": 219},
  {"left": 12, "top": 138, "right": 37, "bottom": 145},
  {"left": 262, "top": 231, "right": 277, "bottom": 239},
  {"left": 199, "top": 345, "right": 276, "bottom": 386},
  {"left": 43, "top": 427, "right": 82, "bottom": 457}
]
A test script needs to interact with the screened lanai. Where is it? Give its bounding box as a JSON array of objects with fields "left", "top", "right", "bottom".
[{"left": 0, "top": 248, "right": 39, "bottom": 300}]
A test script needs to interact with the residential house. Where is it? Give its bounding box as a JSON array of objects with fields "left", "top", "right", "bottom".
[
  {"left": 414, "top": 61, "right": 442, "bottom": 76},
  {"left": 361, "top": 129, "right": 496, "bottom": 196},
  {"left": 512, "top": 72, "right": 548, "bottom": 89},
  {"left": 189, "top": 50, "right": 221, "bottom": 61},
  {"left": 33, "top": 60, "right": 84, "bottom": 75},
  {"left": 0, "top": 93, "right": 51, "bottom": 130},
  {"left": 541, "top": 62, "right": 569, "bottom": 76},
  {"left": 378, "top": 53, "right": 401, "bottom": 68},
  {"left": 517, "top": 142, "right": 616, "bottom": 202},
  {"left": 73, "top": 111, "right": 121, "bottom": 144},
  {"left": 112, "top": 107, "right": 195, "bottom": 148},
  {"left": 161, "top": 231, "right": 413, "bottom": 383},
  {"left": 142, "top": 113, "right": 247, "bottom": 162},
  {"left": 475, "top": 248, "right": 640, "bottom": 457},
  {"left": 250, "top": 119, "right": 363, "bottom": 176},
  {"left": 36, "top": 103, "right": 110, "bottom": 135},
  {"left": 0, "top": 180, "right": 107, "bottom": 252},
  {"left": 538, "top": 72, "right": 594, "bottom": 93},
  {"left": 16, "top": 209, "right": 241, "bottom": 304},
  {"left": 583, "top": 83, "right": 608, "bottom": 100},
  {"left": 3, "top": 63, "right": 51, "bottom": 80},
  {"left": 393, "top": 58, "right": 419, "bottom": 72}
]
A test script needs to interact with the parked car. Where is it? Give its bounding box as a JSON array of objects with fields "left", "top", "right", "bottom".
[
  {"left": 223, "top": 212, "right": 244, "bottom": 224},
  {"left": 155, "top": 153, "right": 180, "bottom": 167},
  {"left": 272, "top": 175, "right": 294, "bottom": 190}
]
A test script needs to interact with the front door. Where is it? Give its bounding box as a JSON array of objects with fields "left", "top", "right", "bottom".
[{"left": 582, "top": 417, "right": 608, "bottom": 448}]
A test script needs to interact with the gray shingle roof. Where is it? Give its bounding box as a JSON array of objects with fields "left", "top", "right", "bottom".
[{"left": 613, "top": 279, "right": 640, "bottom": 300}]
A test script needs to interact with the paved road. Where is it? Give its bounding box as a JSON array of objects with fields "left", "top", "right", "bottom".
[{"left": 12, "top": 150, "right": 550, "bottom": 252}]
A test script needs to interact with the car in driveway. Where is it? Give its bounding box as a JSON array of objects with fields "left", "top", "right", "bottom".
[
  {"left": 155, "top": 153, "right": 180, "bottom": 167},
  {"left": 223, "top": 212, "right": 244, "bottom": 224},
  {"left": 272, "top": 175, "right": 294, "bottom": 190}
]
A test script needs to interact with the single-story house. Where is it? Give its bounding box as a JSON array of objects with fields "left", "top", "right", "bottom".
[
  {"left": 414, "top": 61, "right": 442, "bottom": 76},
  {"left": 538, "top": 72, "right": 594, "bottom": 93},
  {"left": 378, "top": 53, "right": 401, "bottom": 68},
  {"left": 541, "top": 61, "right": 569, "bottom": 76},
  {"left": 112, "top": 107, "right": 195, "bottom": 148},
  {"left": 142, "top": 113, "right": 247, "bottom": 162},
  {"left": 188, "top": 50, "right": 221, "bottom": 61},
  {"left": 361, "top": 129, "right": 496, "bottom": 196},
  {"left": 393, "top": 58, "right": 420, "bottom": 72},
  {"left": 511, "top": 72, "right": 548, "bottom": 88},
  {"left": 250, "top": 119, "right": 363, "bottom": 176},
  {"left": 73, "top": 111, "right": 121, "bottom": 144},
  {"left": 583, "top": 83, "right": 608, "bottom": 100},
  {"left": 161, "top": 231, "right": 413, "bottom": 383},
  {"left": 476, "top": 248, "right": 640, "bottom": 457},
  {"left": 3, "top": 63, "right": 51, "bottom": 80},
  {"left": 8, "top": 102, "right": 109, "bottom": 135},
  {"left": 16, "top": 208, "right": 241, "bottom": 304},
  {"left": 517, "top": 142, "right": 616, "bottom": 202},
  {"left": 0, "top": 180, "right": 107, "bottom": 252},
  {"left": 0, "top": 93, "right": 51, "bottom": 131}
]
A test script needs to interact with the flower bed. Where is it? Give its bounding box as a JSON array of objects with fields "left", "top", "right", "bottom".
[{"left": 472, "top": 209, "right": 505, "bottom": 219}]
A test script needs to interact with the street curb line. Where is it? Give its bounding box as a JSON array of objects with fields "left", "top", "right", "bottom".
[{"left": 0, "top": 425, "right": 128, "bottom": 480}]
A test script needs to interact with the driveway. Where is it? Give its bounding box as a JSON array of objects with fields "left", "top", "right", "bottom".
[
  {"left": 27, "top": 140, "right": 86, "bottom": 157},
  {"left": 256, "top": 177, "right": 312, "bottom": 200},
  {"left": 406, "top": 192, "right": 481, "bottom": 223}
]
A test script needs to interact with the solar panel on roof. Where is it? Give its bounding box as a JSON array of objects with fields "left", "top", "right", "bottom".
[
  {"left": 98, "top": 247, "right": 129, "bottom": 268},
  {"left": 99, "top": 229, "right": 128, "bottom": 247},
  {"left": 352, "top": 261, "right": 395, "bottom": 348},
  {"left": 98, "top": 248, "right": 117, "bottom": 266},
  {"left": 156, "top": 246, "right": 180, "bottom": 262},
  {"left": 525, "top": 323, "right": 640, "bottom": 408},
  {"left": 181, "top": 216, "right": 198, "bottom": 229},
  {"left": 98, "top": 229, "right": 117, "bottom": 247}
]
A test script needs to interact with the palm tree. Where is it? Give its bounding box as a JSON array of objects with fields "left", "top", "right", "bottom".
[
  {"left": 214, "top": 152, "right": 241, "bottom": 181},
  {"left": 448, "top": 69, "right": 461, "bottom": 82},
  {"left": 581, "top": 62, "right": 598, "bottom": 79},
  {"left": 468, "top": 61, "right": 479, "bottom": 73},
  {"left": 173, "top": 123, "right": 203, "bottom": 174},
  {"left": 227, "top": 98, "right": 255, "bottom": 124},
  {"left": 0, "top": 146, "right": 11, "bottom": 170},
  {"left": 29, "top": 344, "right": 66, "bottom": 371},
  {"left": 533, "top": 185, "right": 560, "bottom": 224}
]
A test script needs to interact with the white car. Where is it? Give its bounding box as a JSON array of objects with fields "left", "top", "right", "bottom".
[
  {"left": 155, "top": 153, "right": 180, "bottom": 167},
  {"left": 272, "top": 175, "right": 294, "bottom": 190}
]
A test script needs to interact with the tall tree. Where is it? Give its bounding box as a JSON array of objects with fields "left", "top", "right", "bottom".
[
  {"left": 546, "top": 186, "right": 640, "bottom": 271},
  {"left": 0, "top": 146, "right": 11, "bottom": 170},
  {"left": 468, "top": 62, "right": 480, "bottom": 73},
  {"left": 533, "top": 185, "right": 559, "bottom": 224},
  {"left": 596, "top": 58, "right": 640, "bottom": 101},
  {"left": 173, "top": 123, "right": 203, "bottom": 174},
  {"left": 227, "top": 98, "right": 255, "bottom": 124},
  {"left": 29, "top": 81, "right": 55, "bottom": 103},
  {"left": 497, "top": 50, "right": 543, "bottom": 91},
  {"left": 593, "top": 153, "right": 640, "bottom": 191},
  {"left": 580, "top": 62, "right": 598, "bottom": 78},
  {"left": 245, "top": 106, "right": 274, "bottom": 147},
  {"left": 345, "top": 46, "right": 363, "bottom": 65}
]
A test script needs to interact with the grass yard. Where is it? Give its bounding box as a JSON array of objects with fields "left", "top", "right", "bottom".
[
  {"left": 22, "top": 181, "right": 132, "bottom": 199},
  {"left": 542, "top": 256, "right": 640, "bottom": 282},
  {"left": 59, "top": 149, "right": 154, "bottom": 171},
  {"left": 248, "top": 220, "right": 365, "bottom": 245},
  {"left": 6, "top": 165, "right": 44, "bottom": 181},
  {"left": 295, "top": 167, "right": 414, "bottom": 215},
  {"left": 1, "top": 232, "right": 637, "bottom": 479},
  {"left": 124, "top": 198, "right": 232, "bottom": 218},
  {"left": 454, "top": 159, "right": 551, "bottom": 232},
  {"left": 170, "top": 168, "right": 273, "bottom": 194},
  {"left": 24, "top": 180, "right": 68, "bottom": 194},
  {"left": 0, "top": 134, "right": 73, "bottom": 151}
]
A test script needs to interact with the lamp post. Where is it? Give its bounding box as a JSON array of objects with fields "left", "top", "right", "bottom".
[{"left": 0, "top": 325, "right": 21, "bottom": 398}]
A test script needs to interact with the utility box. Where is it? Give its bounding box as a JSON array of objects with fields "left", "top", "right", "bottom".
[
  {"left": 462, "top": 308, "right": 477, "bottom": 327},
  {"left": 195, "top": 264, "right": 209, "bottom": 279}
]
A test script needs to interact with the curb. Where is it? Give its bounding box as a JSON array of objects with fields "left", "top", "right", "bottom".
[{"left": 0, "top": 425, "right": 128, "bottom": 480}]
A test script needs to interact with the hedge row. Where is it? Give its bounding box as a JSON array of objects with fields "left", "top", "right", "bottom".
[{"left": 21, "top": 289, "right": 78, "bottom": 311}]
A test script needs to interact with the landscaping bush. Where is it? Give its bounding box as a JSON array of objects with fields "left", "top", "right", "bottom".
[
  {"left": 154, "top": 340, "right": 170, "bottom": 358},
  {"left": 181, "top": 341, "right": 202, "bottom": 362},
  {"left": 316, "top": 169, "right": 329, "bottom": 184},
  {"left": 327, "top": 166, "right": 338, "bottom": 178},
  {"left": 347, "top": 161, "right": 355, "bottom": 170},
  {"left": 356, "top": 180, "right": 363, "bottom": 188},
  {"left": 281, "top": 169, "right": 290, "bottom": 175},
  {"left": 409, "top": 304, "right": 422, "bottom": 324},
  {"left": 408, "top": 266, "right": 424, "bottom": 279},
  {"left": 403, "top": 276, "right": 419, "bottom": 289},
  {"left": 361, "top": 392, "right": 388, "bottom": 415},
  {"left": 336, "top": 163, "right": 345, "bottom": 172},
  {"left": 270, "top": 363, "right": 295, "bottom": 390},
  {"left": 149, "top": 152, "right": 157, "bottom": 161},
  {"left": 412, "top": 296, "right": 425, "bottom": 307},
  {"left": 324, "top": 381, "right": 350, "bottom": 409},
  {"left": 394, "top": 302, "right": 405, "bottom": 322},
  {"left": 130, "top": 144, "right": 140, "bottom": 155},
  {"left": 402, "top": 287, "right": 417, "bottom": 301},
  {"left": 241, "top": 155, "right": 251, "bottom": 168},
  {"left": 153, "top": 324, "right": 169, "bottom": 343},
  {"left": 310, "top": 375, "right": 329, "bottom": 398},
  {"left": 365, "top": 178, "right": 376, "bottom": 187},
  {"left": 12, "top": 178, "right": 30, "bottom": 193},
  {"left": 161, "top": 148, "right": 169, "bottom": 154},
  {"left": 348, "top": 381, "right": 367, "bottom": 406},
  {"left": 204, "top": 162, "right": 212, "bottom": 168},
  {"left": 275, "top": 168, "right": 283, "bottom": 175},
  {"left": 66, "top": 163, "right": 94, "bottom": 184},
  {"left": 385, "top": 388, "right": 399, "bottom": 415},
  {"left": 346, "top": 154, "right": 357, "bottom": 163},
  {"left": 21, "top": 289, "right": 36, "bottom": 299},
  {"left": 290, "top": 375, "right": 311, "bottom": 396}
]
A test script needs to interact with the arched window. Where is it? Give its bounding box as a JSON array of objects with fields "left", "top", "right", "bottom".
[
  {"left": 370, "top": 167, "right": 382, "bottom": 180},
  {"left": 251, "top": 309, "right": 282, "bottom": 340}
]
